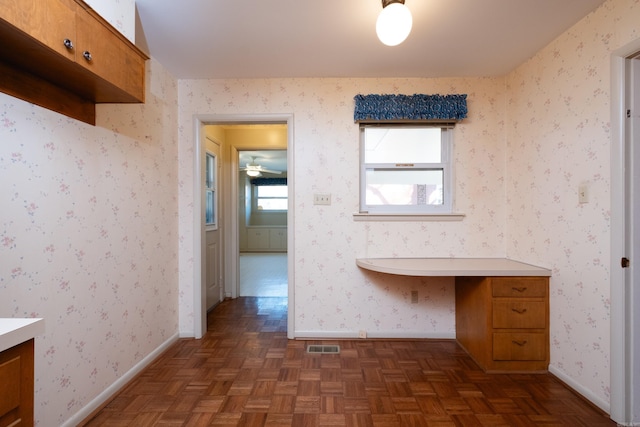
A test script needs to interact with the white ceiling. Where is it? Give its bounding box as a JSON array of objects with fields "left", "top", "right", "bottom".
[{"left": 135, "top": 0, "right": 605, "bottom": 79}]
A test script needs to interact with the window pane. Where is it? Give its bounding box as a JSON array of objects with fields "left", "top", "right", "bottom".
[
  {"left": 365, "top": 169, "right": 443, "bottom": 206},
  {"left": 257, "top": 185, "right": 287, "bottom": 197},
  {"left": 257, "top": 199, "right": 288, "bottom": 210},
  {"left": 206, "top": 154, "right": 215, "bottom": 189},
  {"left": 206, "top": 190, "right": 215, "bottom": 224},
  {"left": 364, "top": 127, "right": 442, "bottom": 164}
]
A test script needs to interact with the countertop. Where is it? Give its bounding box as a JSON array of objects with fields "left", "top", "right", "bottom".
[
  {"left": 356, "top": 257, "right": 552, "bottom": 277},
  {"left": 0, "top": 318, "right": 45, "bottom": 352}
]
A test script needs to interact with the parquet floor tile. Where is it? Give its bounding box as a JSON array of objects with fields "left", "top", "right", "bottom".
[{"left": 83, "top": 297, "right": 615, "bottom": 427}]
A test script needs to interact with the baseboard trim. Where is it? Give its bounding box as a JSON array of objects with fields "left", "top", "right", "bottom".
[
  {"left": 548, "top": 364, "right": 610, "bottom": 415},
  {"left": 62, "top": 332, "right": 180, "bottom": 427},
  {"left": 294, "top": 331, "right": 456, "bottom": 340}
]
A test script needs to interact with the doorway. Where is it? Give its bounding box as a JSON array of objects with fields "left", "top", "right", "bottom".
[
  {"left": 238, "top": 149, "right": 288, "bottom": 297},
  {"left": 610, "top": 41, "right": 640, "bottom": 425},
  {"left": 193, "top": 114, "right": 295, "bottom": 340}
]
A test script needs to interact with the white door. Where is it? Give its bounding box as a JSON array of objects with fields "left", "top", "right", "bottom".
[
  {"left": 624, "top": 53, "right": 640, "bottom": 424},
  {"left": 611, "top": 44, "right": 640, "bottom": 425},
  {"left": 205, "top": 143, "right": 221, "bottom": 310}
]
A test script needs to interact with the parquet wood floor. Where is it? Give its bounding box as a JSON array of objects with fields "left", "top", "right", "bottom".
[{"left": 83, "top": 297, "right": 615, "bottom": 427}]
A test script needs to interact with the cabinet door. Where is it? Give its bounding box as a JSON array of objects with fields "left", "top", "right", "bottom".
[
  {"left": 0, "top": 339, "right": 34, "bottom": 427},
  {"left": 269, "top": 229, "right": 287, "bottom": 250},
  {"left": 0, "top": 0, "right": 76, "bottom": 60},
  {"left": 75, "top": 7, "right": 145, "bottom": 101},
  {"left": 247, "top": 229, "right": 269, "bottom": 250}
]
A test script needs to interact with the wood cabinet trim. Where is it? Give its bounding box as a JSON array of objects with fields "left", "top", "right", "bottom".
[{"left": 0, "top": 0, "right": 148, "bottom": 125}]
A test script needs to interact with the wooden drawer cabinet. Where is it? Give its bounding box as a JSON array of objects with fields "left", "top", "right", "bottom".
[
  {"left": 0, "top": 0, "right": 148, "bottom": 125},
  {"left": 0, "top": 339, "right": 34, "bottom": 427},
  {"left": 455, "top": 276, "right": 549, "bottom": 372},
  {"left": 492, "top": 300, "right": 546, "bottom": 328},
  {"left": 493, "top": 332, "right": 547, "bottom": 361},
  {"left": 491, "top": 277, "right": 547, "bottom": 297}
]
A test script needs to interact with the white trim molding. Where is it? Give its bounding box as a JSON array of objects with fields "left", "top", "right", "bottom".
[{"left": 61, "top": 333, "right": 179, "bottom": 427}]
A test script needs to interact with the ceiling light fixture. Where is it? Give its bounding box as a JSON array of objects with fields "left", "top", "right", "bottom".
[
  {"left": 246, "top": 169, "right": 261, "bottom": 177},
  {"left": 376, "top": 0, "right": 412, "bottom": 46}
]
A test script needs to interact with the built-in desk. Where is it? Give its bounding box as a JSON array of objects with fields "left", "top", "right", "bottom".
[
  {"left": 0, "top": 318, "right": 44, "bottom": 427},
  {"left": 356, "top": 258, "right": 551, "bottom": 373}
]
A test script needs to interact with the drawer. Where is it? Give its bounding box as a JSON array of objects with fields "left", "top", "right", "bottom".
[
  {"left": 493, "top": 333, "right": 547, "bottom": 361},
  {"left": 492, "top": 277, "right": 547, "bottom": 298},
  {"left": 0, "top": 356, "right": 21, "bottom": 418},
  {"left": 493, "top": 300, "right": 546, "bottom": 329}
]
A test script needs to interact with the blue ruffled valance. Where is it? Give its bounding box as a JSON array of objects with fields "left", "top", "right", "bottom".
[
  {"left": 250, "top": 178, "right": 287, "bottom": 186},
  {"left": 354, "top": 94, "right": 467, "bottom": 122}
]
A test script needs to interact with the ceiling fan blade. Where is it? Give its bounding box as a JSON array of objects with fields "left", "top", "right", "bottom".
[{"left": 259, "top": 168, "right": 282, "bottom": 174}]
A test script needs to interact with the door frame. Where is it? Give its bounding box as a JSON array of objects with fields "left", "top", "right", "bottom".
[
  {"left": 193, "top": 114, "right": 295, "bottom": 339},
  {"left": 610, "top": 38, "right": 640, "bottom": 425}
]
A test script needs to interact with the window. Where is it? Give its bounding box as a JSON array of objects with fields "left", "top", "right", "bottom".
[
  {"left": 360, "top": 124, "right": 453, "bottom": 214},
  {"left": 205, "top": 152, "right": 216, "bottom": 227},
  {"left": 255, "top": 185, "right": 288, "bottom": 211}
]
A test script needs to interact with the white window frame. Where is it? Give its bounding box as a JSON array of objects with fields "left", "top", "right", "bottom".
[
  {"left": 359, "top": 124, "right": 454, "bottom": 215},
  {"left": 205, "top": 151, "right": 217, "bottom": 229}
]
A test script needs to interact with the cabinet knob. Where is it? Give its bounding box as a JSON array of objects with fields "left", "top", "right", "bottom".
[
  {"left": 83, "top": 51, "right": 93, "bottom": 62},
  {"left": 63, "top": 39, "right": 74, "bottom": 50},
  {"left": 512, "top": 340, "right": 528, "bottom": 347},
  {"left": 511, "top": 308, "right": 528, "bottom": 315},
  {"left": 511, "top": 287, "right": 527, "bottom": 293}
]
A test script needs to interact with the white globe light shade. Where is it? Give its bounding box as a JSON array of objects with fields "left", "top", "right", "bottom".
[{"left": 376, "top": 3, "right": 413, "bottom": 46}]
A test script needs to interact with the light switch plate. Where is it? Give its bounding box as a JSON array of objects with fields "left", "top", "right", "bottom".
[{"left": 579, "top": 184, "right": 589, "bottom": 204}]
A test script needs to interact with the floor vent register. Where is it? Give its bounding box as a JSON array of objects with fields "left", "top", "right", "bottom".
[{"left": 306, "top": 345, "right": 340, "bottom": 354}]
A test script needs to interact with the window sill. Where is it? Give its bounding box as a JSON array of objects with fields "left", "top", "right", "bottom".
[{"left": 352, "top": 212, "right": 466, "bottom": 222}]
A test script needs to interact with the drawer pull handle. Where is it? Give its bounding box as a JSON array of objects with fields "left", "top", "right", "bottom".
[
  {"left": 63, "top": 38, "right": 74, "bottom": 50},
  {"left": 512, "top": 340, "right": 528, "bottom": 347},
  {"left": 511, "top": 308, "right": 527, "bottom": 314},
  {"left": 512, "top": 287, "right": 528, "bottom": 293},
  {"left": 83, "top": 51, "right": 93, "bottom": 62}
]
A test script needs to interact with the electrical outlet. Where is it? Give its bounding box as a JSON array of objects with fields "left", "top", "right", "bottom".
[
  {"left": 313, "top": 193, "right": 331, "bottom": 205},
  {"left": 358, "top": 330, "right": 367, "bottom": 339},
  {"left": 411, "top": 290, "right": 419, "bottom": 304}
]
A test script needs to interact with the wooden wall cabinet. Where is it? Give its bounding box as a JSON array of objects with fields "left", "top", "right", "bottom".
[
  {"left": 0, "top": 339, "right": 35, "bottom": 427},
  {"left": 0, "top": 0, "right": 148, "bottom": 125},
  {"left": 455, "top": 276, "right": 550, "bottom": 372}
]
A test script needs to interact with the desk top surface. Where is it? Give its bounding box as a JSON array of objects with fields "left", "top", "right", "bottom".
[
  {"left": 0, "top": 318, "right": 45, "bottom": 353},
  {"left": 356, "top": 258, "right": 551, "bottom": 277}
]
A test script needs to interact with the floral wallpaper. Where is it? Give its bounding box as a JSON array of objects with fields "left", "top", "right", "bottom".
[
  {"left": 1, "top": 0, "right": 637, "bottom": 424},
  {"left": 84, "top": 0, "right": 136, "bottom": 42},
  {"left": 505, "top": 0, "right": 640, "bottom": 410},
  {"left": 178, "top": 77, "right": 507, "bottom": 343},
  {"left": 0, "top": 57, "right": 179, "bottom": 425}
]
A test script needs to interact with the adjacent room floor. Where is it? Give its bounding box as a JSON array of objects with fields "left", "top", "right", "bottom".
[
  {"left": 240, "top": 252, "right": 287, "bottom": 297},
  {"left": 84, "top": 297, "right": 615, "bottom": 426}
]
